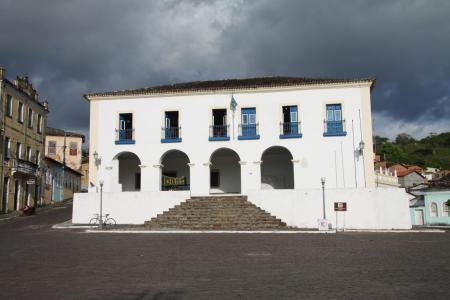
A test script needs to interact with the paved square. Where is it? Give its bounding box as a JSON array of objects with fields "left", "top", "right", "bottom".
[{"left": 0, "top": 205, "right": 449, "bottom": 299}]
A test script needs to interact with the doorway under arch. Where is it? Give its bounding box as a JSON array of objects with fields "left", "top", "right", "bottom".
[
  {"left": 114, "top": 152, "right": 141, "bottom": 192},
  {"left": 160, "top": 150, "right": 190, "bottom": 191},
  {"left": 261, "top": 146, "right": 294, "bottom": 189},
  {"left": 210, "top": 148, "right": 241, "bottom": 194}
]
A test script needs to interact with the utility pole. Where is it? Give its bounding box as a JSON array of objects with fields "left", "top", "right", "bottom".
[{"left": 60, "top": 132, "right": 66, "bottom": 201}]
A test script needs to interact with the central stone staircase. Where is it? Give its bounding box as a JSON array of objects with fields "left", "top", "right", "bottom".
[{"left": 145, "top": 196, "right": 288, "bottom": 230}]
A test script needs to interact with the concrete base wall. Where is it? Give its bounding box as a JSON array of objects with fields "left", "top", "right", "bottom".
[
  {"left": 73, "top": 188, "right": 411, "bottom": 229},
  {"left": 247, "top": 188, "right": 411, "bottom": 229},
  {"left": 72, "top": 191, "right": 190, "bottom": 224}
]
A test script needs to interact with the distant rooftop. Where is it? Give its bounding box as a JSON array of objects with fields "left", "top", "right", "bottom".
[
  {"left": 84, "top": 76, "right": 375, "bottom": 99},
  {"left": 46, "top": 127, "right": 85, "bottom": 142}
]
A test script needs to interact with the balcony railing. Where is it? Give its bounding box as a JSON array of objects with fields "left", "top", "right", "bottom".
[
  {"left": 161, "top": 127, "right": 182, "bottom": 143},
  {"left": 209, "top": 125, "right": 230, "bottom": 141},
  {"left": 115, "top": 129, "right": 135, "bottom": 144},
  {"left": 279, "top": 122, "right": 302, "bottom": 138},
  {"left": 323, "top": 120, "right": 347, "bottom": 136},
  {"left": 238, "top": 123, "right": 260, "bottom": 140},
  {"left": 11, "top": 159, "right": 38, "bottom": 177}
]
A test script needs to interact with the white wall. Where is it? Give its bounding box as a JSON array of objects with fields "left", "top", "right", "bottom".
[
  {"left": 247, "top": 188, "right": 412, "bottom": 229},
  {"left": 73, "top": 188, "right": 411, "bottom": 229},
  {"left": 91, "top": 84, "right": 373, "bottom": 196},
  {"left": 72, "top": 191, "right": 190, "bottom": 224}
]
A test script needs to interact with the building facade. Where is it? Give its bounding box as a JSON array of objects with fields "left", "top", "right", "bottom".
[
  {"left": 43, "top": 156, "right": 82, "bottom": 203},
  {"left": 73, "top": 76, "right": 412, "bottom": 229},
  {"left": 42, "top": 128, "right": 84, "bottom": 203},
  {"left": 45, "top": 127, "right": 84, "bottom": 171},
  {"left": 410, "top": 190, "right": 450, "bottom": 226},
  {"left": 0, "top": 67, "right": 48, "bottom": 213},
  {"left": 80, "top": 156, "right": 89, "bottom": 192}
]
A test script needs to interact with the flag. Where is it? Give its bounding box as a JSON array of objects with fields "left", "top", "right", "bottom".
[{"left": 230, "top": 95, "right": 237, "bottom": 111}]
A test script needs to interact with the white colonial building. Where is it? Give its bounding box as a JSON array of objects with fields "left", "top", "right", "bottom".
[{"left": 73, "top": 77, "right": 412, "bottom": 229}]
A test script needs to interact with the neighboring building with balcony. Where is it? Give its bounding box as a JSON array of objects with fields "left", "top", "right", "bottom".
[
  {"left": 73, "top": 76, "right": 412, "bottom": 229},
  {"left": 0, "top": 67, "right": 48, "bottom": 213}
]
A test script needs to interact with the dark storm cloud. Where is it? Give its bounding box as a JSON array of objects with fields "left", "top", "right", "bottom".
[{"left": 1, "top": 0, "right": 449, "bottom": 140}]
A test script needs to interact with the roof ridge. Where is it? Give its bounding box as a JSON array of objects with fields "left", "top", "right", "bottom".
[{"left": 84, "top": 75, "right": 375, "bottom": 99}]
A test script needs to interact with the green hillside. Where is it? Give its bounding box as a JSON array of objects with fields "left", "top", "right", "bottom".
[{"left": 374, "top": 132, "right": 450, "bottom": 169}]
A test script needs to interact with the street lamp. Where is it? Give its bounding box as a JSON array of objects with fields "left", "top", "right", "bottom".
[
  {"left": 98, "top": 179, "right": 104, "bottom": 230},
  {"left": 93, "top": 151, "right": 101, "bottom": 168},
  {"left": 358, "top": 141, "right": 365, "bottom": 156},
  {"left": 321, "top": 177, "right": 326, "bottom": 220}
]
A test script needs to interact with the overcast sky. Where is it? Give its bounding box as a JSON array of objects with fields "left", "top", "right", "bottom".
[{"left": 1, "top": 0, "right": 449, "bottom": 141}]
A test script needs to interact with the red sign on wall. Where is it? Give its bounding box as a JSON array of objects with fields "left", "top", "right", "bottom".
[{"left": 334, "top": 202, "right": 347, "bottom": 211}]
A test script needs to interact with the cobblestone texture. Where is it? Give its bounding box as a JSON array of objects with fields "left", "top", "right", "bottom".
[{"left": 0, "top": 204, "right": 449, "bottom": 299}]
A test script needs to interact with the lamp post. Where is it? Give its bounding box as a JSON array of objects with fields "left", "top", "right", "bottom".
[
  {"left": 321, "top": 177, "right": 326, "bottom": 220},
  {"left": 358, "top": 141, "right": 365, "bottom": 156},
  {"left": 98, "top": 179, "right": 104, "bottom": 230}
]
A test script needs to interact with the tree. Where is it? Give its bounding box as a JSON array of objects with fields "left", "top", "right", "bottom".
[{"left": 395, "top": 133, "right": 416, "bottom": 145}]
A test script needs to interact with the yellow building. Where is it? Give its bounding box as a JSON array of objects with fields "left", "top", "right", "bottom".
[
  {"left": 0, "top": 67, "right": 48, "bottom": 213},
  {"left": 45, "top": 127, "right": 84, "bottom": 171}
]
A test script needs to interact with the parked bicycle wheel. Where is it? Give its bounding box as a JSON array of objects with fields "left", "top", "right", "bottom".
[
  {"left": 104, "top": 217, "right": 116, "bottom": 227},
  {"left": 89, "top": 217, "right": 99, "bottom": 225}
]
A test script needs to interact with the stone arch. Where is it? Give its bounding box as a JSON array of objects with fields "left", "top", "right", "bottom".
[
  {"left": 209, "top": 148, "right": 241, "bottom": 194},
  {"left": 160, "top": 150, "right": 190, "bottom": 191},
  {"left": 113, "top": 151, "right": 141, "bottom": 192},
  {"left": 260, "top": 146, "right": 294, "bottom": 189}
]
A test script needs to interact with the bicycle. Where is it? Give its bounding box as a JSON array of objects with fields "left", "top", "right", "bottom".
[{"left": 89, "top": 213, "right": 117, "bottom": 229}]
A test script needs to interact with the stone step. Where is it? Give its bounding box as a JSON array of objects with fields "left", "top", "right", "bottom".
[{"left": 145, "top": 196, "right": 288, "bottom": 230}]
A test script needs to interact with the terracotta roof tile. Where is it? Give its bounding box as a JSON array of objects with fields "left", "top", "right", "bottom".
[{"left": 84, "top": 76, "right": 375, "bottom": 99}]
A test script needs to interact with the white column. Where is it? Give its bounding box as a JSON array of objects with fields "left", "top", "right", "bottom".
[
  {"left": 292, "top": 159, "right": 302, "bottom": 189},
  {"left": 190, "top": 162, "right": 210, "bottom": 196},
  {"left": 139, "top": 164, "right": 153, "bottom": 192},
  {"left": 150, "top": 164, "right": 163, "bottom": 192}
]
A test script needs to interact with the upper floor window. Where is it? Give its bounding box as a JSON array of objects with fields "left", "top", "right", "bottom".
[
  {"left": 48, "top": 140, "right": 56, "bottom": 155},
  {"left": 324, "top": 104, "right": 346, "bottom": 136},
  {"left": 430, "top": 202, "right": 438, "bottom": 217},
  {"left": 115, "top": 113, "right": 135, "bottom": 144},
  {"left": 209, "top": 109, "right": 229, "bottom": 141},
  {"left": 69, "top": 142, "right": 78, "bottom": 156},
  {"left": 4, "top": 137, "right": 11, "bottom": 159},
  {"left": 161, "top": 111, "right": 181, "bottom": 143},
  {"left": 16, "top": 142, "right": 22, "bottom": 159},
  {"left": 27, "top": 108, "right": 33, "bottom": 129},
  {"left": 37, "top": 114, "right": 42, "bottom": 133},
  {"left": 18, "top": 102, "right": 24, "bottom": 123},
  {"left": 280, "top": 105, "right": 302, "bottom": 138},
  {"left": 238, "top": 107, "right": 259, "bottom": 140},
  {"left": 6, "top": 95, "right": 13, "bottom": 117},
  {"left": 443, "top": 203, "right": 449, "bottom": 217},
  {"left": 36, "top": 150, "right": 40, "bottom": 166},
  {"left": 26, "top": 146, "right": 32, "bottom": 161}
]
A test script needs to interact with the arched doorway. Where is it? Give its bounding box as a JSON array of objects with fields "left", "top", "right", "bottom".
[
  {"left": 210, "top": 148, "right": 241, "bottom": 193},
  {"left": 115, "top": 152, "right": 141, "bottom": 192},
  {"left": 160, "top": 150, "right": 190, "bottom": 191},
  {"left": 261, "top": 146, "right": 294, "bottom": 189}
]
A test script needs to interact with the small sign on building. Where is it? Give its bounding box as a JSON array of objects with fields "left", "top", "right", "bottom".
[{"left": 334, "top": 202, "right": 347, "bottom": 211}]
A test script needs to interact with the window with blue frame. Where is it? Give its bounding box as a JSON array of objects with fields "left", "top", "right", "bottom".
[
  {"left": 324, "top": 104, "right": 346, "bottom": 136},
  {"left": 209, "top": 109, "right": 229, "bottom": 141},
  {"left": 280, "top": 105, "right": 301, "bottom": 138},
  {"left": 116, "top": 113, "right": 135, "bottom": 144},
  {"left": 162, "top": 111, "right": 181, "bottom": 142},
  {"left": 239, "top": 107, "right": 259, "bottom": 139}
]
